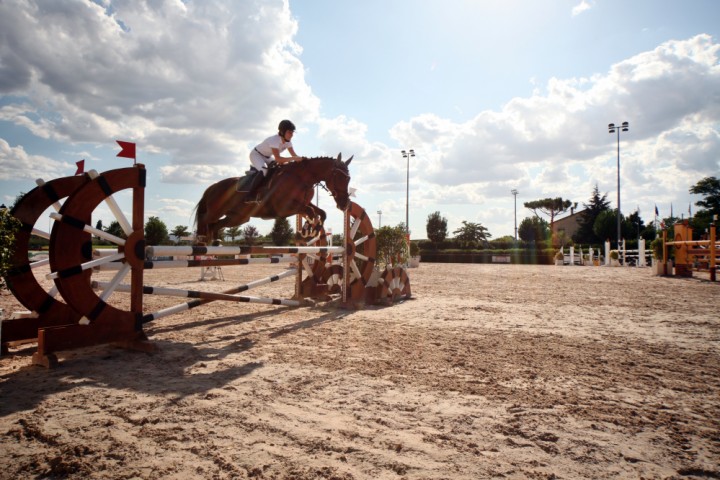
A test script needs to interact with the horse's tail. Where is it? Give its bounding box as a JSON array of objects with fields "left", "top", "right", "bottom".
[{"left": 192, "top": 191, "right": 208, "bottom": 241}]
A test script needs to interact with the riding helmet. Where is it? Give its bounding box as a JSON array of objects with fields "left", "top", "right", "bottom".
[{"left": 278, "top": 119, "right": 296, "bottom": 135}]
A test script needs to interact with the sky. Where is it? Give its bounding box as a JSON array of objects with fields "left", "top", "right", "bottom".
[{"left": 1, "top": 0, "right": 719, "bottom": 241}]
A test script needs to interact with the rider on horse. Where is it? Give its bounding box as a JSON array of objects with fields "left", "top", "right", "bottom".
[{"left": 238, "top": 120, "right": 304, "bottom": 203}]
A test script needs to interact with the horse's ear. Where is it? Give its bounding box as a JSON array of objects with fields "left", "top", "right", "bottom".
[
  {"left": 336, "top": 153, "right": 342, "bottom": 163},
  {"left": 345, "top": 156, "right": 353, "bottom": 166}
]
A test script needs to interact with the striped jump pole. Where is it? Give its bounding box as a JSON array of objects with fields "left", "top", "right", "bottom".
[
  {"left": 108, "top": 268, "right": 301, "bottom": 324},
  {"left": 146, "top": 245, "right": 344, "bottom": 257},
  {"left": 92, "top": 282, "right": 301, "bottom": 306},
  {"left": 92, "top": 255, "right": 297, "bottom": 271}
]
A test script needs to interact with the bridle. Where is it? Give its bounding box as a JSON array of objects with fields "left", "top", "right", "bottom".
[{"left": 318, "top": 162, "right": 350, "bottom": 202}]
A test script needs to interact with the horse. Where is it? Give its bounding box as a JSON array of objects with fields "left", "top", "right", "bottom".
[{"left": 193, "top": 154, "right": 352, "bottom": 244}]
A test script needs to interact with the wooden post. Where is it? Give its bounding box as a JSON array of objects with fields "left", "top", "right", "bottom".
[
  {"left": 130, "top": 164, "right": 145, "bottom": 318},
  {"left": 342, "top": 207, "right": 349, "bottom": 305},
  {"left": 710, "top": 222, "right": 716, "bottom": 282},
  {"left": 295, "top": 214, "right": 302, "bottom": 298},
  {"left": 662, "top": 230, "right": 668, "bottom": 276}
]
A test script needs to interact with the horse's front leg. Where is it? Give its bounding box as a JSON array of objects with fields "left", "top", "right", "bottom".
[
  {"left": 305, "top": 203, "right": 326, "bottom": 225},
  {"left": 299, "top": 203, "right": 327, "bottom": 240}
]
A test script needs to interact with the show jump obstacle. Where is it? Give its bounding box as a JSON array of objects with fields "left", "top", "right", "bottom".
[
  {"left": 2, "top": 163, "right": 411, "bottom": 367},
  {"left": 663, "top": 220, "right": 717, "bottom": 281}
]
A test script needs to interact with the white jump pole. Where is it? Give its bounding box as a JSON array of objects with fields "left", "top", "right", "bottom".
[
  {"left": 639, "top": 238, "right": 646, "bottom": 267},
  {"left": 605, "top": 240, "right": 610, "bottom": 266}
]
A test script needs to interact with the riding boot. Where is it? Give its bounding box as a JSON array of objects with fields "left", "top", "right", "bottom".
[{"left": 244, "top": 171, "right": 265, "bottom": 204}]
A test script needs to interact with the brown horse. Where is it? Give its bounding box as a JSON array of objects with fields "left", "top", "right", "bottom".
[{"left": 193, "top": 154, "right": 352, "bottom": 243}]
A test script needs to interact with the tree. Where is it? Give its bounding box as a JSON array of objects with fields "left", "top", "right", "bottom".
[
  {"left": 145, "top": 216, "right": 169, "bottom": 246},
  {"left": 171, "top": 225, "right": 190, "bottom": 243},
  {"left": 574, "top": 185, "right": 610, "bottom": 245},
  {"left": 95, "top": 219, "right": 103, "bottom": 231},
  {"left": 690, "top": 176, "right": 720, "bottom": 212},
  {"left": 524, "top": 197, "right": 574, "bottom": 246},
  {"left": 375, "top": 225, "right": 408, "bottom": 267},
  {"left": 270, "top": 217, "right": 293, "bottom": 245},
  {"left": 626, "top": 210, "right": 646, "bottom": 242},
  {"left": 689, "top": 176, "right": 720, "bottom": 233},
  {"left": 225, "top": 225, "right": 241, "bottom": 243},
  {"left": 242, "top": 225, "right": 260, "bottom": 246},
  {"left": 518, "top": 216, "right": 549, "bottom": 243},
  {"left": 104, "top": 220, "right": 126, "bottom": 240},
  {"left": 453, "top": 221, "right": 491, "bottom": 248},
  {"left": 426, "top": 211, "right": 448, "bottom": 245},
  {"left": 593, "top": 209, "right": 633, "bottom": 244}
]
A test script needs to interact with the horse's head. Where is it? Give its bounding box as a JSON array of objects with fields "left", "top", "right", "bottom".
[{"left": 326, "top": 153, "right": 352, "bottom": 210}]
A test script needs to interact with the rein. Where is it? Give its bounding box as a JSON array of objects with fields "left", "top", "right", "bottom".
[{"left": 268, "top": 158, "right": 348, "bottom": 200}]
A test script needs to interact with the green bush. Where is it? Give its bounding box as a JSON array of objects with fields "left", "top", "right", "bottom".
[
  {"left": 1, "top": 208, "right": 22, "bottom": 290},
  {"left": 375, "top": 225, "right": 408, "bottom": 268},
  {"left": 650, "top": 237, "right": 663, "bottom": 259}
]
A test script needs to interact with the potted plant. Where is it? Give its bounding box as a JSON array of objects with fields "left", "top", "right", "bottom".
[
  {"left": 409, "top": 241, "right": 421, "bottom": 268},
  {"left": 609, "top": 249, "right": 620, "bottom": 267},
  {"left": 554, "top": 250, "right": 564, "bottom": 266},
  {"left": 650, "top": 237, "right": 669, "bottom": 275}
]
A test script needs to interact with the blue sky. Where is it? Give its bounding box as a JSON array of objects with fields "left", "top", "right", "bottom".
[{"left": 1, "top": 0, "right": 719, "bottom": 241}]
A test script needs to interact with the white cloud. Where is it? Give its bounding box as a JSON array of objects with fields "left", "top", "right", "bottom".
[
  {"left": 572, "top": 0, "right": 593, "bottom": 17},
  {"left": 0, "top": 139, "right": 73, "bottom": 181},
  {"left": 374, "top": 35, "right": 720, "bottom": 199},
  {"left": 0, "top": 0, "right": 318, "bottom": 170}
]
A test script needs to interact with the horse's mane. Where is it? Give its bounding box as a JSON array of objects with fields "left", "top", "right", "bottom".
[{"left": 271, "top": 156, "right": 348, "bottom": 175}]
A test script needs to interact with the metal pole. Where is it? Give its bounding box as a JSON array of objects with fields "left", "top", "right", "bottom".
[
  {"left": 616, "top": 128, "right": 621, "bottom": 251},
  {"left": 405, "top": 153, "right": 409, "bottom": 236},
  {"left": 511, "top": 189, "right": 518, "bottom": 241},
  {"left": 609, "top": 122, "right": 628, "bottom": 251},
  {"left": 401, "top": 149, "right": 414, "bottom": 237}
]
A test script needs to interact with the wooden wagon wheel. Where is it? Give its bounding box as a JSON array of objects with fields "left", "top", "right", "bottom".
[
  {"left": 49, "top": 166, "right": 146, "bottom": 335},
  {"left": 296, "top": 216, "right": 329, "bottom": 280},
  {"left": 5, "top": 174, "right": 91, "bottom": 336},
  {"left": 378, "top": 266, "right": 412, "bottom": 303},
  {"left": 321, "top": 264, "right": 344, "bottom": 294},
  {"left": 344, "top": 201, "right": 376, "bottom": 301}
]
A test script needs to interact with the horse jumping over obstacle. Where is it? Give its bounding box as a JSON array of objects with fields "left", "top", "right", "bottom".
[
  {"left": 2, "top": 160, "right": 410, "bottom": 367},
  {"left": 193, "top": 154, "right": 352, "bottom": 244}
]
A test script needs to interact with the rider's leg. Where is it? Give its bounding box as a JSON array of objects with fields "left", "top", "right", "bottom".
[{"left": 244, "top": 168, "right": 268, "bottom": 203}]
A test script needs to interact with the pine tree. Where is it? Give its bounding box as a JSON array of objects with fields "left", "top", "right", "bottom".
[{"left": 574, "top": 185, "right": 610, "bottom": 245}]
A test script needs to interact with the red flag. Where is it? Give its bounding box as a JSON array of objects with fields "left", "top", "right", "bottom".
[
  {"left": 75, "top": 159, "right": 85, "bottom": 175},
  {"left": 116, "top": 140, "right": 136, "bottom": 160}
]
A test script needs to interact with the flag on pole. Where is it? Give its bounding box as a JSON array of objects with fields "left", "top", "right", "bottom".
[
  {"left": 116, "top": 140, "right": 136, "bottom": 162},
  {"left": 75, "top": 159, "right": 85, "bottom": 175},
  {"left": 688, "top": 203, "right": 692, "bottom": 217},
  {"left": 671, "top": 203, "right": 673, "bottom": 218},
  {"left": 654, "top": 205, "right": 659, "bottom": 216}
]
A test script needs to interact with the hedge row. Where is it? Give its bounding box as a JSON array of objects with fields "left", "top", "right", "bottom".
[{"left": 419, "top": 249, "right": 556, "bottom": 265}]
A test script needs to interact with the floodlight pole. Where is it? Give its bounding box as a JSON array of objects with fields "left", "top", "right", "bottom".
[
  {"left": 401, "top": 149, "right": 415, "bottom": 237},
  {"left": 511, "top": 189, "right": 519, "bottom": 240},
  {"left": 608, "top": 122, "right": 629, "bottom": 250}
]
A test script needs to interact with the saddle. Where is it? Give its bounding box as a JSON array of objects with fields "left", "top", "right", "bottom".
[{"left": 235, "top": 163, "right": 281, "bottom": 201}]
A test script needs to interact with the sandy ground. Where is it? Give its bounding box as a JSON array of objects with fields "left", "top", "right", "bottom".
[{"left": 0, "top": 263, "right": 718, "bottom": 479}]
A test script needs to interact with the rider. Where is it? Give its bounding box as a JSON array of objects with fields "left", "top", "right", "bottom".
[{"left": 239, "top": 120, "right": 303, "bottom": 202}]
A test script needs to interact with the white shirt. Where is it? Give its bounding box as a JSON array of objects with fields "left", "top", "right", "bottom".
[{"left": 250, "top": 135, "right": 292, "bottom": 172}]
